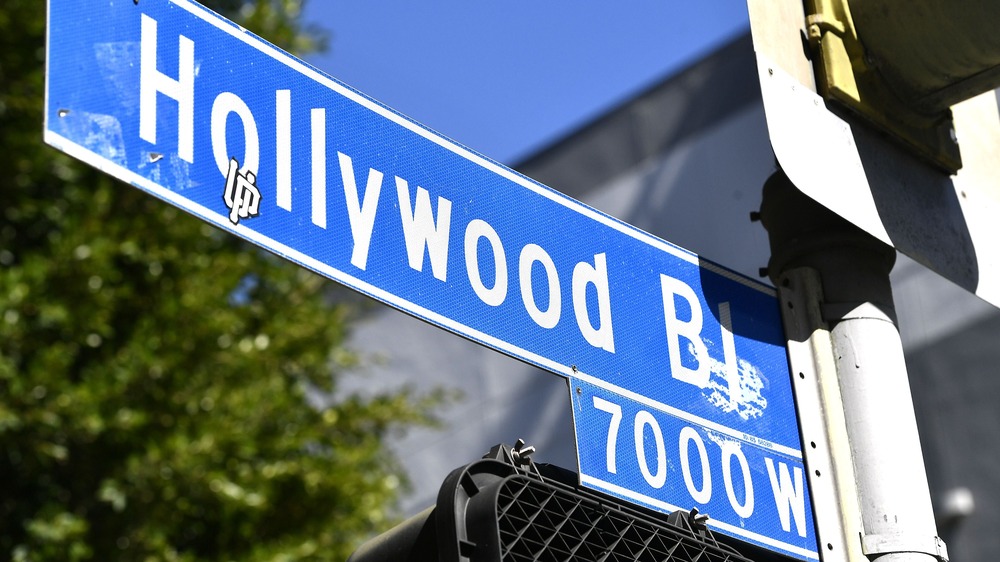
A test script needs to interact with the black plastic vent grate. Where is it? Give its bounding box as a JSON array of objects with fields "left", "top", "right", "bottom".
[
  {"left": 348, "top": 444, "right": 759, "bottom": 562},
  {"left": 496, "top": 475, "right": 747, "bottom": 562}
]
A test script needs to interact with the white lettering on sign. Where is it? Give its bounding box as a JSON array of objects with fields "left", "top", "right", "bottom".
[
  {"left": 465, "top": 219, "right": 508, "bottom": 306},
  {"left": 127, "top": 15, "right": 802, "bottom": 358},
  {"left": 660, "top": 275, "right": 743, "bottom": 406},
  {"left": 519, "top": 244, "right": 561, "bottom": 329},
  {"left": 722, "top": 441, "right": 755, "bottom": 518},
  {"left": 338, "top": 151, "right": 384, "bottom": 270},
  {"left": 210, "top": 92, "right": 259, "bottom": 177},
  {"left": 660, "top": 274, "right": 711, "bottom": 387},
  {"left": 718, "top": 302, "right": 741, "bottom": 407},
  {"left": 766, "top": 458, "right": 808, "bottom": 537},
  {"left": 276, "top": 89, "right": 292, "bottom": 211},
  {"left": 139, "top": 13, "right": 194, "bottom": 163},
  {"left": 634, "top": 410, "right": 667, "bottom": 489},
  {"left": 592, "top": 396, "right": 622, "bottom": 474},
  {"left": 589, "top": 395, "right": 807, "bottom": 533},
  {"left": 396, "top": 178, "right": 452, "bottom": 282},
  {"left": 311, "top": 108, "right": 327, "bottom": 228},
  {"left": 573, "top": 254, "right": 615, "bottom": 352},
  {"left": 679, "top": 426, "right": 712, "bottom": 504}
]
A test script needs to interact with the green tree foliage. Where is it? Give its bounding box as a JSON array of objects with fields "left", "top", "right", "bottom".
[{"left": 0, "top": 1, "right": 438, "bottom": 560}]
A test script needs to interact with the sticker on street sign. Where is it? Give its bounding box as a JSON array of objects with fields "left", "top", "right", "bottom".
[{"left": 45, "top": 1, "right": 816, "bottom": 557}]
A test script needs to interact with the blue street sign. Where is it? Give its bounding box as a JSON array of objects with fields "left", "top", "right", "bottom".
[
  {"left": 570, "top": 375, "right": 817, "bottom": 560},
  {"left": 45, "top": 1, "right": 816, "bottom": 558}
]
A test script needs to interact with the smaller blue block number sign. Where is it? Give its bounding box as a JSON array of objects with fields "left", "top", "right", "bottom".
[{"left": 571, "top": 375, "right": 819, "bottom": 560}]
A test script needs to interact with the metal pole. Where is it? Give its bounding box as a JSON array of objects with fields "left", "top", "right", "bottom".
[{"left": 759, "top": 171, "right": 947, "bottom": 562}]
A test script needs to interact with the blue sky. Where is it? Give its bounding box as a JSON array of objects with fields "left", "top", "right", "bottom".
[{"left": 303, "top": 3, "right": 750, "bottom": 165}]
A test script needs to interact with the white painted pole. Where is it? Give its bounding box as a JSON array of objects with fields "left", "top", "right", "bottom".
[{"left": 760, "top": 171, "right": 947, "bottom": 562}]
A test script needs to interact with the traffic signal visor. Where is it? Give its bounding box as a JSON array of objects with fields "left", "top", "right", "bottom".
[{"left": 805, "top": 0, "right": 1000, "bottom": 173}]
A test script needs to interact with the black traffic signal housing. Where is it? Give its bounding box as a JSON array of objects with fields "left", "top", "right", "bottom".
[{"left": 349, "top": 442, "right": 779, "bottom": 562}]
